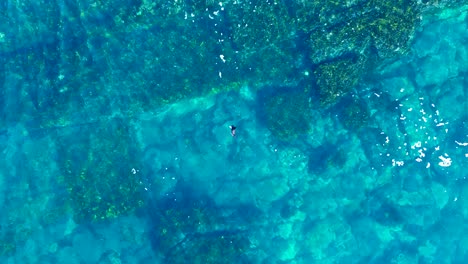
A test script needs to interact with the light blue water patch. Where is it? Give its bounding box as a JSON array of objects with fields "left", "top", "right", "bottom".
[{"left": 351, "top": 8, "right": 468, "bottom": 264}]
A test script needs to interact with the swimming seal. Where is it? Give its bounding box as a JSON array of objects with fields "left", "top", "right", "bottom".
[{"left": 229, "top": 125, "right": 236, "bottom": 137}]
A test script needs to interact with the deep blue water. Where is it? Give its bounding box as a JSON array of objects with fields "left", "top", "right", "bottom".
[{"left": 0, "top": 2, "right": 468, "bottom": 264}]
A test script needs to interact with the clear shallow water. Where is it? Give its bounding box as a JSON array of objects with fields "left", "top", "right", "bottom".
[{"left": 0, "top": 2, "right": 467, "bottom": 264}]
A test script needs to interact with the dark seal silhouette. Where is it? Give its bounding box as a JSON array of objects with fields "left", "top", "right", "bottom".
[{"left": 229, "top": 125, "right": 236, "bottom": 137}]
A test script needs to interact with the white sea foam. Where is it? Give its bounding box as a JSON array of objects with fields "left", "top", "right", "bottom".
[{"left": 438, "top": 155, "right": 452, "bottom": 167}]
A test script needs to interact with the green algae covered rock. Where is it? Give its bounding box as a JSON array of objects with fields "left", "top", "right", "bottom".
[
  {"left": 314, "top": 56, "right": 365, "bottom": 106},
  {"left": 226, "top": 0, "right": 299, "bottom": 85},
  {"left": 368, "top": 0, "right": 419, "bottom": 58},
  {"left": 341, "top": 98, "right": 371, "bottom": 131},
  {"left": 0, "top": 237, "right": 15, "bottom": 257},
  {"left": 151, "top": 193, "right": 251, "bottom": 263},
  {"left": 296, "top": 0, "right": 371, "bottom": 62},
  {"left": 155, "top": 199, "right": 219, "bottom": 253},
  {"left": 262, "top": 88, "right": 312, "bottom": 140},
  {"left": 57, "top": 118, "right": 144, "bottom": 223},
  {"left": 299, "top": 0, "right": 419, "bottom": 62},
  {"left": 2, "top": 0, "right": 451, "bottom": 134},
  {"left": 301, "top": 0, "right": 421, "bottom": 108},
  {"left": 166, "top": 231, "right": 250, "bottom": 264}
]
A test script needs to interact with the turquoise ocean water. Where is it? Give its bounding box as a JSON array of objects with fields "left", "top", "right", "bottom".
[{"left": 0, "top": 1, "right": 467, "bottom": 263}]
